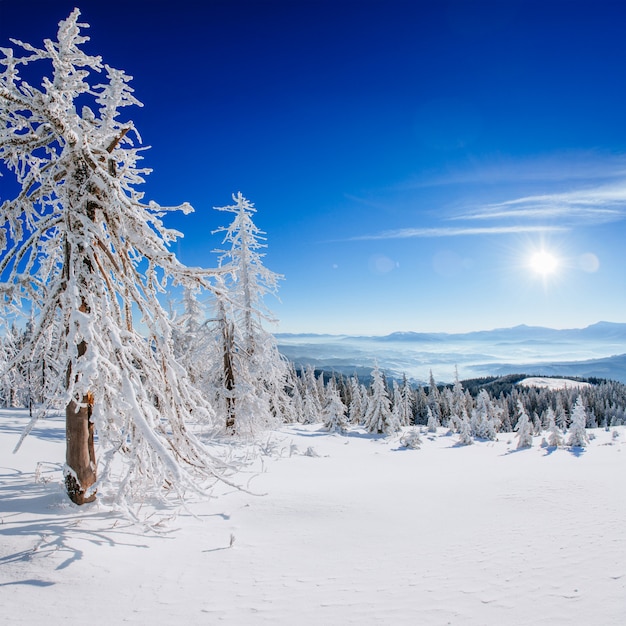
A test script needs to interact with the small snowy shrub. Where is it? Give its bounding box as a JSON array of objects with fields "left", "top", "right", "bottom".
[{"left": 399, "top": 428, "right": 422, "bottom": 449}]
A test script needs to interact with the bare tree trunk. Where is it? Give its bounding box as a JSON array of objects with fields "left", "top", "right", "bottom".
[
  {"left": 65, "top": 330, "right": 96, "bottom": 504},
  {"left": 65, "top": 394, "right": 96, "bottom": 503},
  {"left": 223, "top": 319, "right": 236, "bottom": 432}
]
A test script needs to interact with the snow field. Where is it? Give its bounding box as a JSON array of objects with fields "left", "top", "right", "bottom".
[{"left": 1, "top": 410, "right": 625, "bottom": 625}]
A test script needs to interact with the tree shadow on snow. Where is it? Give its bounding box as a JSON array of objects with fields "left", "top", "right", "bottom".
[
  {"left": 0, "top": 465, "right": 153, "bottom": 574},
  {"left": 0, "top": 578, "right": 56, "bottom": 588},
  {"left": 0, "top": 410, "right": 66, "bottom": 441},
  {"left": 567, "top": 445, "right": 586, "bottom": 458}
]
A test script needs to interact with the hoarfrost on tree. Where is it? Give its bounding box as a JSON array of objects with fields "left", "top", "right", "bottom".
[
  {"left": 208, "top": 192, "right": 292, "bottom": 435},
  {"left": 0, "top": 9, "right": 227, "bottom": 509}
]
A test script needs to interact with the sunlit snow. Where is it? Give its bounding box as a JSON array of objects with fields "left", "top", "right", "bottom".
[{"left": 2, "top": 409, "right": 625, "bottom": 625}]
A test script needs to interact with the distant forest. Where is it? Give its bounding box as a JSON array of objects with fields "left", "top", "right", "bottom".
[{"left": 299, "top": 367, "right": 626, "bottom": 432}]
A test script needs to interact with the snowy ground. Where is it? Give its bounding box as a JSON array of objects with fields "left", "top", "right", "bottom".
[{"left": 1, "top": 409, "right": 625, "bottom": 625}]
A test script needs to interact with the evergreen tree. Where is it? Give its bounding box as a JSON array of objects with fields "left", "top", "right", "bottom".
[
  {"left": 457, "top": 409, "right": 474, "bottom": 445},
  {"left": 363, "top": 364, "right": 398, "bottom": 434},
  {"left": 555, "top": 398, "right": 568, "bottom": 431},
  {"left": 567, "top": 396, "right": 589, "bottom": 447},
  {"left": 299, "top": 366, "right": 323, "bottom": 424},
  {"left": 211, "top": 193, "right": 291, "bottom": 434},
  {"left": 514, "top": 400, "right": 534, "bottom": 449},
  {"left": 322, "top": 379, "right": 348, "bottom": 433},
  {"left": 426, "top": 406, "right": 440, "bottom": 433},
  {"left": 471, "top": 389, "right": 500, "bottom": 440},
  {"left": 348, "top": 375, "right": 366, "bottom": 424},
  {"left": 546, "top": 407, "right": 564, "bottom": 447}
]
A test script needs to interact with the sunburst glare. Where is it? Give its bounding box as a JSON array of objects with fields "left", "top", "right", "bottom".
[{"left": 528, "top": 249, "right": 560, "bottom": 276}]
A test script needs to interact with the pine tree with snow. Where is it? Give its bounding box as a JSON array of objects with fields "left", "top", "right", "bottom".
[
  {"left": 514, "top": 400, "right": 534, "bottom": 449},
  {"left": 322, "top": 379, "right": 348, "bottom": 433},
  {"left": 545, "top": 407, "right": 564, "bottom": 447},
  {"left": 567, "top": 396, "right": 589, "bottom": 447},
  {"left": 426, "top": 406, "right": 440, "bottom": 433},
  {"left": 457, "top": 409, "right": 474, "bottom": 445},
  {"left": 348, "top": 375, "right": 366, "bottom": 424},
  {"left": 427, "top": 370, "right": 443, "bottom": 425},
  {"left": 210, "top": 193, "right": 291, "bottom": 434},
  {"left": 471, "top": 389, "right": 500, "bottom": 440},
  {"left": 171, "top": 287, "right": 210, "bottom": 387},
  {"left": 391, "top": 380, "right": 413, "bottom": 428},
  {"left": 555, "top": 398, "right": 568, "bottom": 432},
  {"left": 399, "top": 376, "right": 415, "bottom": 426},
  {"left": 363, "top": 364, "right": 398, "bottom": 435},
  {"left": 0, "top": 11, "right": 222, "bottom": 506}
]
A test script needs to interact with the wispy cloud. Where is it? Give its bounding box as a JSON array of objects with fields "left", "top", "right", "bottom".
[
  {"left": 343, "top": 152, "right": 626, "bottom": 242},
  {"left": 455, "top": 182, "right": 626, "bottom": 223},
  {"left": 347, "top": 225, "right": 567, "bottom": 241}
]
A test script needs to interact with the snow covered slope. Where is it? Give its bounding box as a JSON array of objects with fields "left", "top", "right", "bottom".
[{"left": 1, "top": 409, "right": 625, "bottom": 625}]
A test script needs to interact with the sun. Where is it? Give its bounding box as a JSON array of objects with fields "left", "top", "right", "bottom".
[{"left": 528, "top": 250, "right": 560, "bottom": 276}]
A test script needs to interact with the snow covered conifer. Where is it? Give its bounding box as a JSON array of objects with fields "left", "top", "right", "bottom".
[
  {"left": 555, "top": 398, "right": 568, "bottom": 431},
  {"left": 322, "top": 379, "right": 348, "bottom": 433},
  {"left": 457, "top": 409, "right": 474, "bottom": 445},
  {"left": 363, "top": 364, "right": 398, "bottom": 435},
  {"left": 514, "top": 400, "right": 534, "bottom": 449},
  {"left": 211, "top": 193, "right": 291, "bottom": 434},
  {"left": 545, "top": 407, "right": 564, "bottom": 447},
  {"left": 471, "top": 389, "right": 500, "bottom": 440},
  {"left": 0, "top": 11, "right": 221, "bottom": 507},
  {"left": 567, "top": 396, "right": 589, "bottom": 447},
  {"left": 348, "top": 375, "right": 366, "bottom": 424},
  {"left": 426, "top": 406, "right": 440, "bottom": 433}
]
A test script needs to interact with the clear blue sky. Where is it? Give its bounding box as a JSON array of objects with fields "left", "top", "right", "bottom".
[{"left": 2, "top": 0, "right": 626, "bottom": 334}]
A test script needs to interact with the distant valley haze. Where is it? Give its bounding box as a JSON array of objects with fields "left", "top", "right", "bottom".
[{"left": 277, "top": 321, "right": 626, "bottom": 384}]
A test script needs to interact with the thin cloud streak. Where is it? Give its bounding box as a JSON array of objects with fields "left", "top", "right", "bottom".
[
  {"left": 347, "top": 225, "right": 567, "bottom": 241},
  {"left": 455, "top": 183, "right": 626, "bottom": 223}
]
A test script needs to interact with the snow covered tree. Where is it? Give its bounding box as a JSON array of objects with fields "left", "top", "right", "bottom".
[
  {"left": 171, "top": 287, "right": 209, "bottom": 387},
  {"left": 0, "top": 11, "right": 222, "bottom": 507},
  {"left": 348, "top": 375, "right": 366, "bottom": 424},
  {"left": 567, "top": 396, "right": 589, "bottom": 447},
  {"left": 210, "top": 192, "right": 291, "bottom": 434},
  {"left": 394, "top": 376, "right": 414, "bottom": 427},
  {"left": 363, "top": 364, "right": 398, "bottom": 435},
  {"left": 426, "top": 406, "right": 440, "bottom": 433},
  {"left": 514, "top": 400, "right": 534, "bottom": 449},
  {"left": 457, "top": 409, "right": 473, "bottom": 445},
  {"left": 471, "top": 389, "right": 501, "bottom": 440},
  {"left": 427, "top": 370, "right": 443, "bottom": 425},
  {"left": 322, "top": 379, "right": 348, "bottom": 433},
  {"left": 399, "top": 427, "right": 422, "bottom": 449},
  {"left": 545, "top": 407, "right": 564, "bottom": 447},
  {"left": 555, "top": 398, "right": 568, "bottom": 431}
]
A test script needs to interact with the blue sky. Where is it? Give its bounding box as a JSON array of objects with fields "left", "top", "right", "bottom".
[{"left": 2, "top": 0, "right": 626, "bottom": 334}]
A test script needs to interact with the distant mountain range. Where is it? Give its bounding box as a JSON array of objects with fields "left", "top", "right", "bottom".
[
  {"left": 278, "top": 321, "right": 626, "bottom": 344},
  {"left": 276, "top": 322, "right": 626, "bottom": 383}
]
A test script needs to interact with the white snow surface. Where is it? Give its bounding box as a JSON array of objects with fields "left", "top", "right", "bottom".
[
  {"left": 518, "top": 377, "right": 592, "bottom": 390},
  {"left": 1, "top": 409, "right": 625, "bottom": 625}
]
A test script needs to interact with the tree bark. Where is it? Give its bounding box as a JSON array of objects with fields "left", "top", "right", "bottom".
[
  {"left": 65, "top": 388, "right": 96, "bottom": 504},
  {"left": 65, "top": 328, "right": 96, "bottom": 504},
  {"left": 223, "top": 319, "right": 236, "bottom": 432}
]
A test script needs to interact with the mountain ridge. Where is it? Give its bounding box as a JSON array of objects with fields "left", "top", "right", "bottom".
[{"left": 276, "top": 321, "right": 626, "bottom": 343}]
